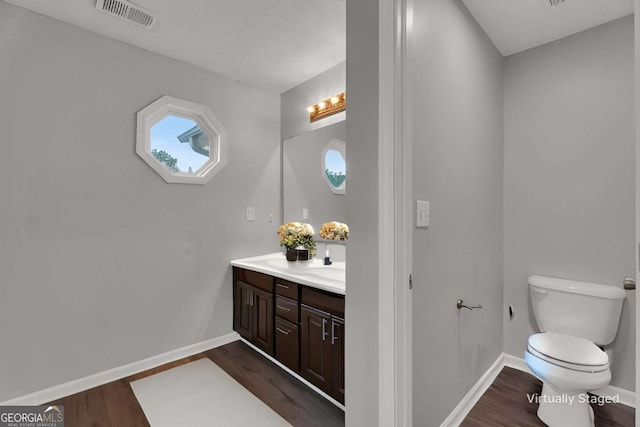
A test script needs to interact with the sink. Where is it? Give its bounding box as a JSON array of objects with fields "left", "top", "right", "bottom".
[
  {"left": 306, "top": 268, "right": 345, "bottom": 281},
  {"left": 232, "top": 252, "right": 346, "bottom": 294},
  {"left": 266, "top": 258, "right": 323, "bottom": 269}
]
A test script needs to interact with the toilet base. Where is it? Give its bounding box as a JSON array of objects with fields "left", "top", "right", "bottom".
[{"left": 537, "top": 383, "right": 594, "bottom": 427}]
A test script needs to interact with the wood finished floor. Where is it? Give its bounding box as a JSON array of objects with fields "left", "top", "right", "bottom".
[
  {"left": 47, "top": 340, "right": 344, "bottom": 427},
  {"left": 462, "top": 367, "right": 635, "bottom": 427},
  {"left": 47, "top": 345, "right": 634, "bottom": 427}
]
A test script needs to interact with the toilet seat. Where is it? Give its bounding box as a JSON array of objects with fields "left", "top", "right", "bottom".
[{"left": 527, "top": 332, "right": 609, "bottom": 373}]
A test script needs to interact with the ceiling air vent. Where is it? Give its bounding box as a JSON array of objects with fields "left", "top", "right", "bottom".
[{"left": 96, "top": 0, "right": 157, "bottom": 29}]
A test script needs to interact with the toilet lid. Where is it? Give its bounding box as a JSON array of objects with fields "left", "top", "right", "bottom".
[{"left": 528, "top": 332, "right": 608, "bottom": 367}]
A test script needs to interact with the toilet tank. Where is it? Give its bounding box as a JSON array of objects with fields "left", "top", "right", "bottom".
[{"left": 529, "top": 275, "right": 626, "bottom": 345}]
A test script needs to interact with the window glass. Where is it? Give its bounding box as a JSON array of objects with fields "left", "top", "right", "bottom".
[{"left": 150, "top": 115, "right": 210, "bottom": 174}]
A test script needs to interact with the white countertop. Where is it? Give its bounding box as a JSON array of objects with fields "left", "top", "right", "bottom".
[{"left": 230, "top": 252, "right": 345, "bottom": 295}]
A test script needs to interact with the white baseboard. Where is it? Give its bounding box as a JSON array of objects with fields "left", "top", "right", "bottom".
[
  {"left": 442, "top": 352, "right": 636, "bottom": 425},
  {"left": 590, "top": 384, "right": 636, "bottom": 408},
  {"left": 440, "top": 353, "right": 506, "bottom": 427},
  {"left": 502, "top": 352, "right": 529, "bottom": 373},
  {"left": 0, "top": 332, "right": 240, "bottom": 406}
]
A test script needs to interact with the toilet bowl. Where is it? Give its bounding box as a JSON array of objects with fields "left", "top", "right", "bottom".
[
  {"left": 525, "top": 332, "right": 611, "bottom": 427},
  {"left": 525, "top": 276, "right": 625, "bottom": 427}
]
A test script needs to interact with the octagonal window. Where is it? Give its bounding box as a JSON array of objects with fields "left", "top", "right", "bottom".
[
  {"left": 137, "top": 96, "right": 227, "bottom": 184},
  {"left": 322, "top": 139, "right": 346, "bottom": 194}
]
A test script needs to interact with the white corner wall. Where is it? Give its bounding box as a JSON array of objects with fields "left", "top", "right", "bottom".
[
  {"left": 411, "top": 1, "right": 505, "bottom": 425},
  {"left": 0, "top": 2, "right": 280, "bottom": 401},
  {"left": 503, "top": 15, "right": 636, "bottom": 392}
]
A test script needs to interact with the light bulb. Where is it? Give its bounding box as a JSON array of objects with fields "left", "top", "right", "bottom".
[
  {"left": 307, "top": 105, "right": 315, "bottom": 113},
  {"left": 318, "top": 101, "right": 327, "bottom": 110},
  {"left": 330, "top": 96, "right": 340, "bottom": 105}
]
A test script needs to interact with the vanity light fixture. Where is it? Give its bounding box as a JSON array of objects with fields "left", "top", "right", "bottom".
[{"left": 307, "top": 92, "right": 346, "bottom": 123}]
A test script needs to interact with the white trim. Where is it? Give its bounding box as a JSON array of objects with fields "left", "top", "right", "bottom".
[
  {"left": 1, "top": 332, "right": 240, "bottom": 406},
  {"left": 440, "top": 353, "right": 506, "bottom": 427},
  {"left": 395, "top": 0, "right": 414, "bottom": 425},
  {"left": 634, "top": 1, "right": 640, "bottom": 422},
  {"left": 378, "top": 0, "right": 398, "bottom": 425},
  {"left": 136, "top": 95, "right": 228, "bottom": 184},
  {"left": 239, "top": 338, "right": 345, "bottom": 411},
  {"left": 591, "top": 385, "right": 637, "bottom": 408},
  {"left": 442, "top": 352, "right": 636, "bottom": 425},
  {"left": 502, "top": 352, "right": 530, "bottom": 372}
]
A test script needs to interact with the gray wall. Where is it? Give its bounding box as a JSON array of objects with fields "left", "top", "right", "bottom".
[
  {"left": 0, "top": 2, "right": 280, "bottom": 401},
  {"left": 345, "top": 0, "right": 379, "bottom": 424},
  {"left": 411, "top": 1, "right": 504, "bottom": 425},
  {"left": 503, "top": 15, "right": 636, "bottom": 391},
  {"left": 281, "top": 62, "right": 346, "bottom": 140}
]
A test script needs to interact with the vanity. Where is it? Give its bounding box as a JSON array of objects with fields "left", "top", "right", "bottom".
[{"left": 231, "top": 253, "right": 345, "bottom": 405}]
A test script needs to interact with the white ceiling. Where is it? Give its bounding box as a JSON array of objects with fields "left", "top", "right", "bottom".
[
  {"left": 5, "top": 0, "right": 346, "bottom": 93},
  {"left": 7, "top": 0, "right": 633, "bottom": 92},
  {"left": 462, "top": 0, "right": 634, "bottom": 56}
]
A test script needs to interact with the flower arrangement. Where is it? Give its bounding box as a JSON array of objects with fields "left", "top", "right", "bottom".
[
  {"left": 319, "top": 221, "right": 349, "bottom": 241},
  {"left": 277, "top": 222, "right": 317, "bottom": 253}
]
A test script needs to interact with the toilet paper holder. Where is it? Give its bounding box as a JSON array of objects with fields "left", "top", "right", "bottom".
[{"left": 457, "top": 299, "right": 482, "bottom": 310}]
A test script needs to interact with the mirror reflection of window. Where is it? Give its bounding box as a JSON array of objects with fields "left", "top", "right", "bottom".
[
  {"left": 150, "top": 115, "right": 210, "bottom": 174},
  {"left": 325, "top": 149, "right": 346, "bottom": 189},
  {"left": 322, "top": 138, "right": 346, "bottom": 194}
]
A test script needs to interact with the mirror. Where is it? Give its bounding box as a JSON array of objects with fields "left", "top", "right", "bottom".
[
  {"left": 283, "top": 120, "right": 346, "bottom": 237},
  {"left": 136, "top": 95, "right": 227, "bottom": 184}
]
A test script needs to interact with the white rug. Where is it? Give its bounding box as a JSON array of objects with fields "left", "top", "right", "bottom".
[{"left": 130, "top": 358, "right": 292, "bottom": 427}]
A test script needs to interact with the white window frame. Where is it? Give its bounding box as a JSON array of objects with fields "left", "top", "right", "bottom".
[{"left": 136, "top": 95, "right": 227, "bottom": 184}]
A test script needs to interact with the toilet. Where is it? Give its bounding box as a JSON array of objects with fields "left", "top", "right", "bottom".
[{"left": 524, "top": 275, "right": 626, "bottom": 427}]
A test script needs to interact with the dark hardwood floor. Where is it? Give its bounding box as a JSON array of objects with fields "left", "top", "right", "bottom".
[
  {"left": 46, "top": 346, "right": 633, "bottom": 427},
  {"left": 48, "top": 341, "right": 344, "bottom": 427},
  {"left": 462, "top": 367, "right": 635, "bottom": 427}
]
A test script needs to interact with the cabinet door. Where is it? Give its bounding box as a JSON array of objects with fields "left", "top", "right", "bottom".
[
  {"left": 252, "top": 286, "right": 274, "bottom": 356},
  {"left": 331, "top": 318, "right": 345, "bottom": 404},
  {"left": 233, "top": 281, "right": 253, "bottom": 341},
  {"left": 275, "top": 317, "right": 299, "bottom": 372},
  {"left": 300, "top": 305, "right": 332, "bottom": 394}
]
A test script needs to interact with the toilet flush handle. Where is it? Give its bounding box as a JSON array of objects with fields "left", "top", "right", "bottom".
[{"left": 456, "top": 299, "right": 482, "bottom": 310}]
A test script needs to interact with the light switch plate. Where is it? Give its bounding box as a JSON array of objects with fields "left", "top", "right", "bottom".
[
  {"left": 246, "top": 207, "right": 256, "bottom": 221},
  {"left": 302, "top": 208, "right": 309, "bottom": 220},
  {"left": 416, "top": 200, "right": 429, "bottom": 227}
]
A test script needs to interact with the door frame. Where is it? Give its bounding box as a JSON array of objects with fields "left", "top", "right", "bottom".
[
  {"left": 635, "top": 1, "right": 640, "bottom": 424},
  {"left": 378, "top": 0, "right": 413, "bottom": 425}
]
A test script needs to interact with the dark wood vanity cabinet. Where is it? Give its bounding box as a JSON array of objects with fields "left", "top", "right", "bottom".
[
  {"left": 274, "top": 278, "right": 300, "bottom": 372},
  {"left": 300, "top": 288, "right": 345, "bottom": 404},
  {"left": 233, "top": 268, "right": 274, "bottom": 356},
  {"left": 233, "top": 267, "right": 344, "bottom": 405}
]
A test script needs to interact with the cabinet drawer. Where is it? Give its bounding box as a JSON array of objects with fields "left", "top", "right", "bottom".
[
  {"left": 275, "top": 295, "right": 298, "bottom": 324},
  {"left": 275, "top": 278, "right": 299, "bottom": 299},
  {"left": 301, "top": 287, "right": 345, "bottom": 318},
  {"left": 275, "top": 317, "right": 299, "bottom": 372},
  {"left": 234, "top": 267, "right": 274, "bottom": 292}
]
